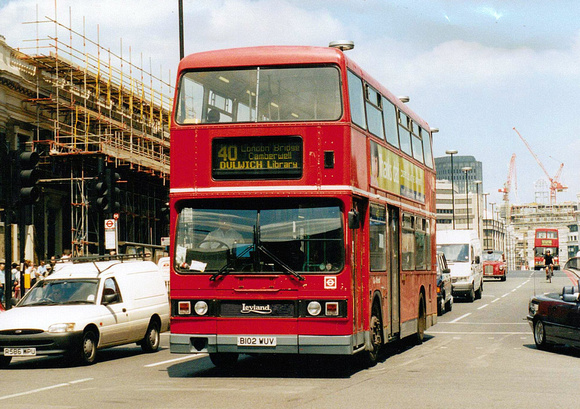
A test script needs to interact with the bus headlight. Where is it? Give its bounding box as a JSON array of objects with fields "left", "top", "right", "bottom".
[
  {"left": 307, "top": 301, "right": 322, "bottom": 316},
  {"left": 194, "top": 301, "right": 209, "bottom": 316}
]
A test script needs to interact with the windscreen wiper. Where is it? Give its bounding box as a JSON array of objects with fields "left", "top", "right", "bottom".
[
  {"left": 210, "top": 245, "right": 253, "bottom": 281},
  {"left": 258, "top": 245, "right": 305, "bottom": 281}
]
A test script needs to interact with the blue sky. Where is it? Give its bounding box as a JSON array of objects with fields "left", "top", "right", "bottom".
[{"left": 1, "top": 0, "right": 579, "bottom": 205}]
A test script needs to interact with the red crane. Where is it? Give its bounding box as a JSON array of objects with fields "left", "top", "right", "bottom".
[
  {"left": 513, "top": 127, "right": 566, "bottom": 204},
  {"left": 498, "top": 153, "right": 517, "bottom": 203}
]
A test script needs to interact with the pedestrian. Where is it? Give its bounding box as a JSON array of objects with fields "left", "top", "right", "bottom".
[
  {"left": 26, "top": 260, "right": 39, "bottom": 288},
  {"left": 0, "top": 262, "right": 5, "bottom": 306},
  {"left": 48, "top": 256, "right": 57, "bottom": 275},
  {"left": 61, "top": 249, "right": 71, "bottom": 261},
  {"left": 11, "top": 263, "right": 20, "bottom": 300},
  {"left": 37, "top": 260, "right": 48, "bottom": 279}
]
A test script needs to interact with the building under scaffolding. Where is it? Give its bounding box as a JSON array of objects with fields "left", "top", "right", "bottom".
[{"left": 0, "top": 16, "right": 172, "bottom": 262}]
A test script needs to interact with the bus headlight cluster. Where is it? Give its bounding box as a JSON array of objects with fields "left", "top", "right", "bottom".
[
  {"left": 176, "top": 300, "right": 211, "bottom": 316},
  {"left": 305, "top": 301, "right": 341, "bottom": 317}
]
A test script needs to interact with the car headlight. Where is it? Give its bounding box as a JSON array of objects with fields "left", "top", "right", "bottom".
[
  {"left": 48, "top": 323, "right": 75, "bottom": 333},
  {"left": 529, "top": 302, "right": 539, "bottom": 316},
  {"left": 499, "top": 265, "right": 505, "bottom": 270}
]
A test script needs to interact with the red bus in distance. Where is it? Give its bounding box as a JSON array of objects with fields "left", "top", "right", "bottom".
[
  {"left": 169, "top": 43, "right": 437, "bottom": 367},
  {"left": 534, "top": 228, "right": 559, "bottom": 270}
]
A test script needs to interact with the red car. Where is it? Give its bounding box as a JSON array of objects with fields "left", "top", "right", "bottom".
[{"left": 482, "top": 250, "right": 506, "bottom": 281}]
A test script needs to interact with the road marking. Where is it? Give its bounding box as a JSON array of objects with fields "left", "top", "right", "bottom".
[
  {"left": 491, "top": 298, "right": 500, "bottom": 303},
  {"left": 428, "top": 331, "right": 529, "bottom": 335},
  {"left": 144, "top": 353, "right": 208, "bottom": 368},
  {"left": 450, "top": 313, "right": 471, "bottom": 323},
  {"left": 501, "top": 293, "right": 510, "bottom": 298},
  {"left": 511, "top": 289, "right": 518, "bottom": 293},
  {"left": 0, "top": 378, "right": 93, "bottom": 401},
  {"left": 477, "top": 304, "right": 489, "bottom": 310}
]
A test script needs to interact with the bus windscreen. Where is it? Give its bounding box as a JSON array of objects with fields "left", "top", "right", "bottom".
[{"left": 174, "top": 199, "right": 344, "bottom": 274}]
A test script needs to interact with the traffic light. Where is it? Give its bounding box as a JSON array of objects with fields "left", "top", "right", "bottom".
[
  {"left": 18, "top": 151, "right": 40, "bottom": 204},
  {"left": 95, "top": 171, "right": 108, "bottom": 212},
  {"left": 107, "top": 168, "right": 121, "bottom": 214}
]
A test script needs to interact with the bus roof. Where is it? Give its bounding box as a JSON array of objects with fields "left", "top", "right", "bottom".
[{"left": 179, "top": 45, "right": 346, "bottom": 71}]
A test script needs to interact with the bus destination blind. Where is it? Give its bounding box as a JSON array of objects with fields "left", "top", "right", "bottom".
[{"left": 212, "top": 136, "right": 303, "bottom": 179}]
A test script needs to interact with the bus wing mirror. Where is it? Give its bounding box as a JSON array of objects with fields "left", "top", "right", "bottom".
[{"left": 348, "top": 210, "right": 360, "bottom": 229}]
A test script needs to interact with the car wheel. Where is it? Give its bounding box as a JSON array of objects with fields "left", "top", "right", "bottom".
[
  {"left": 501, "top": 274, "right": 506, "bottom": 281},
  {"left": 468, "top": 288, "right": 475, "bottom": 302},
  {"left": 533, "top": 319, "right": 550, "bottom": 351},
  {"left": 141, "top": 321, "right": 161, "bottom": 353},
  {"left": 209, "top": 353, "right": 239, "bottom": 368},
  {"left": 0, "top": 355, "right": 12, "bottom": 368},
  {"left": 445, "top": 297, "right": 453, "bottom": 312},
  {"left": 79, "top": 330, "right": 98, "bottom": 365},
  {"left": 437, "top": 296, "right": 444, "bottom": 316}
]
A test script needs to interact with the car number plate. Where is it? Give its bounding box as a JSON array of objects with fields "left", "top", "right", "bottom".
[
  {"left": 4, "top": 347, "right": 37, "bottom": 356},
  {"left": 237, "top": 336, "right": 276, "bottom": 347}
]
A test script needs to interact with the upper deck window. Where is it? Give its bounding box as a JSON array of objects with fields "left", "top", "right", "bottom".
[{"left": 175, "top": 66, "right": 342, "bottom": 124}]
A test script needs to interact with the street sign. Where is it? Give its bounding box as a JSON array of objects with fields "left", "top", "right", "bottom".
[{"left": 104, "top": 219, "right": 117, "bottom": 250}]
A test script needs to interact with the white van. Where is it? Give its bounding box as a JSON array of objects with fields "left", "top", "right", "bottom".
[
  {"left": 437, "top": 230, "right": 483, "bottom": 302},
  {"left": 0, "top": 256, "right": 170, "bottom": 367}
]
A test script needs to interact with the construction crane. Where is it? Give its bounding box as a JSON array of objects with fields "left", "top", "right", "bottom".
[
  {"left": 513, "top": 127, "right": 567, "bottom": 204},
  {"left": 498, "top": 154, "right": 517, "bottom": 220},
  {"left": 498, "top": 153, "right": 517, "bottom": 202}
]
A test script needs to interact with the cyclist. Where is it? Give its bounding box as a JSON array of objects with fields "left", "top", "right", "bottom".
[{"left": 544, "top": 250, "right": 554, "bottom": 281}]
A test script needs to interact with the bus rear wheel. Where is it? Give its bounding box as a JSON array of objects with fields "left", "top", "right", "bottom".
[{"left": 415, "top": 294, "right": 426, "bottom": 345}]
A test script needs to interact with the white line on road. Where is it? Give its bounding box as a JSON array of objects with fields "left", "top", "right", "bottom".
[
  {"left": 477, "top": 304, "right": 489, "bottom": 310},
  {"left": 0, "top": 378, "right": 93, "bottom": 401},
  {"left": 428, "top": 331, "right": 529, "bottom": 335},
  {"left": 491, "top": 298, "right": 500, "bottom": 303},
  {"left": 450, "top": 313, "right": 471, "bottom": 323},
  {"left": 144, "top": 353, "right": 208, "bottom": 368},
  {"left": 501, "top": 293, "right": 510, "bottom": 298}
]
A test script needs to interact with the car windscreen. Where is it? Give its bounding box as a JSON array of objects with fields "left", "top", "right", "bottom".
[
  {"left": 482, "top": 252, "right": 503, "bottom": 262},
  {"left": 437, "top": 244, "right": 469, "bottom": 263},
  {"left": 18, "top": 279, "right": 99, "bottom": 306}
]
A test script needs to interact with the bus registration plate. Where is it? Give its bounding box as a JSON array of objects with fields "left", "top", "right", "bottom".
[
  {"left": 237, "top": 336, "right": 276, "bottom": 347},
  {"left": 4, "top": 347, "right": 36, "bottom": 356}
]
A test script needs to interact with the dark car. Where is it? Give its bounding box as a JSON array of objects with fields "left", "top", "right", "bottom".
[
  {"left": 527, "top": 257, "right": 580, "bottom": 350},
  {"left": 436, "top": 252, "right": 453, "bottom": 315},
  {"left": 482, "top": 250, "right": 507, "bottom": 281}
]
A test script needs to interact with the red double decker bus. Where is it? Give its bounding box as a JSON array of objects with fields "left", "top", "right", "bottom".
[
  {"left": 168, "top": 43, "right": 437, "bottom": 367},
  {"left": 534, "top": 228, "right": 559, "bottom": 270}
]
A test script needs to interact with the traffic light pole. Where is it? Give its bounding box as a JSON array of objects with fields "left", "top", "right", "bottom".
[{"left": 1, "top": 141, "right": 13, "bottom": 308}]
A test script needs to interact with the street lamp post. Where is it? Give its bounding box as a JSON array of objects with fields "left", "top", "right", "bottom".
[
  {"left": 474, "top": 180, "right": 482, "bottom": 238},
  {"left": 490, "top": 202, "right": 496, "bottom": 249},
  {"left": 482, "top": 192, "right": 490, "bottom": 249},
  {"left": 462, "top": 166, "right": 472, "bottom": 230},
  {"left": 445, "top": 150, "right": 458, "bottom": 229}
]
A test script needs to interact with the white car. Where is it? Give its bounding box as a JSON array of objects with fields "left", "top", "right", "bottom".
[{"left": 0, "top": 256, "right": 169, "bottom": 367}]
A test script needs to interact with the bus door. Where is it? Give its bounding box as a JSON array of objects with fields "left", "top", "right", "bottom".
[
  {"left": 351, "top": 199, "right": 366, "bottom": 346},
  {"left": 388, "top": 205, "right": 400, "bottom": 338}
]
